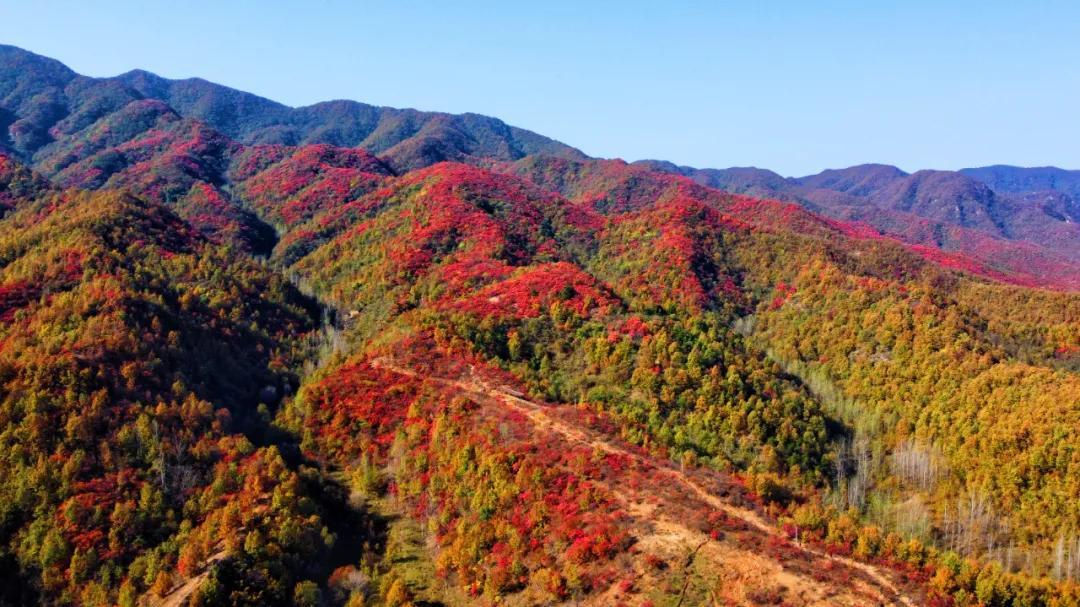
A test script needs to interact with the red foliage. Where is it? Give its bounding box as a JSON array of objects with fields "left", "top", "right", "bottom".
[
  {"left": 601, "top": 196, "right": 748, "bottom": 311},
  {"left": 235, "top": 144, "right": 392, "bottom": 227},
  {"left": 927, "top": 591, "right": 957, "bottom": 607},
  {"left": 769, "top": 282, "right": 797, "bottom": 310},
  {"left": 57, "top": 470, "right": 144, "bottom": 556},
  {"left": 436, "top": 258, "right": 515, "bottom": 299},
  {"left": 0, "top": 280, "right": 39, "bottom": 322},
  {"left": 301, "top": 344, "right": 635, "bottom": 596},
  {"left": 608, "top": 315, "right": 649, "bottom": 342},
  {"left": 908, "top": 243, "right": 1034, "bottom": 286},
  {"left": 450, "top": 261, "right": 619, "bottom": 319},
  {"left": 301, "top": 361, "right": 421, "bottom": 461}
]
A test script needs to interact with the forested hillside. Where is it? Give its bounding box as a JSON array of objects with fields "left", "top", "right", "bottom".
[
  {"left": 640, "top": 160, "right": 1080, "bottom": 273},
  {"left": 0, "top": 45, "right": 1078, "bottom": 607}
]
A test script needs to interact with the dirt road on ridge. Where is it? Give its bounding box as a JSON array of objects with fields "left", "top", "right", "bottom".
[{"left": 373, "top": 357, "right": 919, "bottom": 607}]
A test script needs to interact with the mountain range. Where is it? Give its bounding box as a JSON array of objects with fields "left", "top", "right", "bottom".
[
  {"left": 2, "top": 44, "right": 1076, "bottom": 288},
  {"left": 639, "top": 160, "right": 1080, "bottom": 264},
  {"left": 0, "top": 44, "right": 583, "bottom": 174},
  {"left": 0, "top": 43, "right": 1078, "bottom": 607}
]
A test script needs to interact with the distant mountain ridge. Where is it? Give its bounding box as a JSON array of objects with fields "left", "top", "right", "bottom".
[
  {"left": 1, "top": 42, "right": 1077, "bottom": 281},
  {"left": 637, "top": 160, "right": 1080, "bottom": 263},
  {"left": 0, "top": 44, "right": 584, "bottom": 171},
  {"left": 961, "top": 165, "right": 1080, "bottom": 200}
]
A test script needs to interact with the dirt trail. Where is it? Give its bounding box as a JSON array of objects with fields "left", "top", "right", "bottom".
[
  {"left": 374, "top": 357, "right": 919, "bottom": 607},
  {"left": 151, "top": 549, "right": 226, "bottom": 607}
]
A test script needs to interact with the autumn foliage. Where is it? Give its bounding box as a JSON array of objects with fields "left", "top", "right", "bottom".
[{"left": 0, "top": 48, "right": 1078, "bottom": 607}]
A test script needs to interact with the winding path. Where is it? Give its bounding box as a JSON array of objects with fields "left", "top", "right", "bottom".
[
  {"left": 152, "top": 549, "right": 226, "bottom": 607},
  {"left": 374, "top": 357, "right": 919, "bottom": 607}
]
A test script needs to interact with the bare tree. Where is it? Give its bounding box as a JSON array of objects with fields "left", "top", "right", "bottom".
[
  {"left": 890, "top": 438, "right": 945, "bottom": 491},
  {"left": 1052, "top": 532, "right": 1080, "bottom": 581},
  {"left": 943, "top": 490, "right": 998, "bottom": 558}
]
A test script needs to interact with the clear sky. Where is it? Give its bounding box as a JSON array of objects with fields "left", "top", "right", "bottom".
[{"left": 3, "top": 0, "right": 1078, "bottom": 176}]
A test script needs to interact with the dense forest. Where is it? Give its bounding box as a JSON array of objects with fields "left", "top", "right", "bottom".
[{"left": 0, "top": 45, "right": 1078, "bottom": 606}]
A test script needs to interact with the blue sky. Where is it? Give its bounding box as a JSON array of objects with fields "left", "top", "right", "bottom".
[{"left": 3, "top": 1, "right": 1078, "bottom": 175}]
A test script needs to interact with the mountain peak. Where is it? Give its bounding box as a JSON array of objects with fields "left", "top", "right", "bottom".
[{"left": 794, "top": 163, "right": 909, "bottom": 195}]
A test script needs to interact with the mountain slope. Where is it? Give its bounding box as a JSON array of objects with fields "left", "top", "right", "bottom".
[
  {"left": 116, "top": 67, "right": 584, "bottom": 171},
  {"left": 0, "top": 174, "right": 351, "bottom": 605},
  {"left": 3, "top": 42, "right": 1077, "bottom": 278},
  {"left": 1, "top": 45, "right": 1080, "bottom": 607},
  {"left": 0, "top": 44, "right": 584, "bottom": 172},
  {"left": 961, "top": 165, "right": 1080, "bottom": 200},
  {"left": 642, "top": 159, "right": 1080, "bottom": 269}
]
